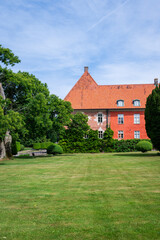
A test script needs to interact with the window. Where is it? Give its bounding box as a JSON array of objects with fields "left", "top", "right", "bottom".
[
  {"left": 118, "top": 131, "right": 124, "bottom": 139},
  {"left": 134, "top": 131, "right": 140, "bottom": 139},
  {"left": 133, "top": 100, "right": 140, "bottom": 106},
  {"left": 84, "top": 134, "right": 88, "bottom": 139},
  {"left": 98, "top": 113, "right": 103, "bottom": 123},
  {"left": 117, "top": 100, "right": 124, "bottom": 107},
  {"left": 118, "top": 114, "right": 124, "bottom": 124},
  {"left": 134, "top": 114, "right": 140, "bottom": 124},
  {"left": 98, "top": 131, "right": 103, "bottom": 139}
]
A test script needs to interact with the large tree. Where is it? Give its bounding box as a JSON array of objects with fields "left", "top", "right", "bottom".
[
  {"left": 145, "top": 85, "right": 160, "bottom": 151},
  {"left": 0, "top": 45, "right": 23, "bottom": 158}
]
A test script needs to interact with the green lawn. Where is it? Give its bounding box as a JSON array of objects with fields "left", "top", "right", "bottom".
[{"left": 0, "top": 153, "right": 159, "bottom": 240}]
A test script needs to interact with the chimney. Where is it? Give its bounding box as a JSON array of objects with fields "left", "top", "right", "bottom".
[
  {"left": 154, "top": 78, "right": 158, "bottom": 86},
  {"left": 84, "top": 66, "right": 88, "bottom": 72}
]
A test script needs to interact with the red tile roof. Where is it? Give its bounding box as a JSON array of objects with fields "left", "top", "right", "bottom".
[{"left": 64, "top": 71, "right": 155, "bottom": 109}]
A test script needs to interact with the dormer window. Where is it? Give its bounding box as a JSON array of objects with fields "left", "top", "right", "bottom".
[
  {"left": 117, "top": 100, "right": 124, "bottom": 107},
  {"left": 133, "top": 100, "right": 140, "bottom": 106}
]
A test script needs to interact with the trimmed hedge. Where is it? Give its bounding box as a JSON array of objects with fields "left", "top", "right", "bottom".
[
  {"left": 47, "top": 144, "right": 63, "bottom": 155},
  {"left": 59, "top": 138, "right": 152, "bottom": 153},
  {"left": 33, "top": 143, "right": 41, "bottom": 150},
  {"left": 33, "top": 142, "right": 53, "bottom": 150},
  {"left": 136, "top": 141, "right": 153, "bottom": 153},
  {"left": 113, "top": 139, "right": 152, "bottom": 152}
]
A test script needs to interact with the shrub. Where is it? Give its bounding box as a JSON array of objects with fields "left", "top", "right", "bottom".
[
  {"left": 41, "top": 142, "right": 47, "bottom": 149},
  {"left": 16, "top": 142, "right": 21, "bottom": 152},
  {"left": 45, "top": 142, "right": 53, "bottom": 148},
  {"left": 54, "top": 144, "right": 63, "bottom": 154},
  {"left": 20, "top": 144, "right": 24, "bottom": 151},
  {"left": 136, "top": 141, "right": 153, "bottom": 153},
  {"left": 12, "top": 140, "right": 18, "bottom": 155},
  {"left": 47, "top": 144, "right": 63, "bottom": 155},
  {"left": 33, "top": 143, "right": 41, "bottom": 150}
]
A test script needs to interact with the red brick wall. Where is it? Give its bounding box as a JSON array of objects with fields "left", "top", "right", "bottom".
[
  {"left": 74, "top": 109, "right": 149, "bottom": 139},
  {"left": 109, "top": 110, "right": 148, "bottom": 139}
]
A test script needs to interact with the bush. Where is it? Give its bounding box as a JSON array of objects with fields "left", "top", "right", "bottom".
[
  {"left": 136, "top": 141, "right": 153, "bottom": 153},
  {"left": 12, "top": 141, "right": 18, "bottom": 155},
  {"left": 20, "top": 144, "right": 24, "bottom": 151},
  {"left": 33, "top": 143, "right": 41, "bottom": 150},
  {"left": 47, "top": 144, "right": 63, "bottom": 155},
  {"left": 41, "top": 142, "right": 47, "bottom": 149},
  {"left": 16, "top": 142, "right": 21, "bottom": 152}
]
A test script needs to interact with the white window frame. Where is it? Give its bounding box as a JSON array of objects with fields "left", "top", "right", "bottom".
[
  {"left": 98, "top": 131, "right": 103, "bottom": 139},
  {"left": 98, "top": 113, "right": 103, "bottom": 123},
  {"left": 118, "top": 114, "right": 124, "bottom": 124},
  {"left": 134, "top": 131, "right": 140, "bottom": 139},
  {"left": 134, "top": 114, "right": 140, "bottom": 124},
  {"left": 118, "top": 131, "right": 124, "bottom": 139},
  {"left": 133, "top": 100, "right": 140, "bottom": 106},
  {"left": 84, "top": 134, "right": 88, "bottom": 139},
  {"left": 117, "top": 100, "right": 124, "bottom": 107}
]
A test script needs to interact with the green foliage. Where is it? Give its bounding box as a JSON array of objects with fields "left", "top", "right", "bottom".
[
  {"left": 40, "top": 142, "right": 47, "bottom": 149},
  {"left": 33, "top": 143, "right": 41, "bottom": 150},
  {"left": 47, "top": 95, "right": 73, "bottom": 142},
  {"left": 66, "top": 112, "right": 90, "bottom": 142},
  {"left": 145, "top": 85, "right": 160, "bottom": 150},
  {"left": 86, "top": 129, "right": 100, "bottom": 153},
  {"left": 11, "top": 140, "right": 18, "bottom": 155},
  {"left": 136, "top": 141, "right": 153, "bottom": 153},
  {"left": 101, "top": 128, "right": 114, "bottom": 152},
  {"left": 33, "top": 142, "right": 54, "bottom": 150},
  {"left": 113, "top": 139, "right": 152, "bottom": 152},
  {"left": 24, "top": 93, "right": 52, "bottom": 142},
  {"left": 0, "top": 100, "right": 24, "bottom": 141},
  {"left": 47, "top": 144, "right": 63, "bottom": 155},
  {"left": 20, "top": 144, "right": 24, "bottom": 151},
  {"left": 0, "top": 45, "right": 73, "bottom": 147},
  {"left": 0, "top": 69, "right": 50, "bottom": 111},
  {"left": 0, "top": 44, "right": 20, "bottom": 67},
  {"left": 16, "top": 141, "right": 21, "bottom": 152}
]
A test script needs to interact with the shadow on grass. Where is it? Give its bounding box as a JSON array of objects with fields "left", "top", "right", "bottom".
[
  {"left": 0, "top": 162, "right": 5, "bottom": 165},
  {"left": 114, "top": 152, "right": 159, "bottom": 157}
]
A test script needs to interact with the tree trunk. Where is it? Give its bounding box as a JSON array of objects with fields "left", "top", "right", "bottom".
[{"left": 0, "top": 83, "right": 12, "bottom": 159}]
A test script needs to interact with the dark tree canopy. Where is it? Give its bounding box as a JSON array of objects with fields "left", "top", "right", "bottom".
[{"left": 145, "top": 85, "right": 160, "bottom": 151}]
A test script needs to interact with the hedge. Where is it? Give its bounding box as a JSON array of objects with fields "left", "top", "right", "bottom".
[
  {"left": 33, "top": 142, "right": 54, "bottom": 150},
  {"left": 59, "top": 138, "right": 152, "bottom": 153}
]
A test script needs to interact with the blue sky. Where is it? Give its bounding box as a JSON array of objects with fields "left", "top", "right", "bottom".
[{"left": 0, "top": 0, "right": 160, "bottom": 99}]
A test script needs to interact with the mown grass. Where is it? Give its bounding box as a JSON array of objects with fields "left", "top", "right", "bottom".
[{"left": 0, "top": 152, "right": 159, "bottom": 240}]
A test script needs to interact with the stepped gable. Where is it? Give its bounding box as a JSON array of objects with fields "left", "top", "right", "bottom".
[{"left": 64, "top": 68, "right": 155, "bottom": 109}]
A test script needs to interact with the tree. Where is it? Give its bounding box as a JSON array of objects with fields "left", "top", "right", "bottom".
[
  {"left": 47, "top": 94, "right": 73, "bottom": 142},
  {"left": 66, "top": 112, "right": 90, "bottom": 142},
  {"left": 0, "top": 44, "right": 20, "bottom": 66},
  {"left": 24, "top": 93, "right": 52, "bottom": 144},
  {"left": 145, "top": 85, "right": 160, "bottom": 151},
  {"left": 101, "top": 127, "right": 114, "bottom": 152},
  {"left": 0, "top": 69, "right": 49, "bottom": 111},
  {"left": 0, "top": 45, "right": 23, "bottom": 158}
]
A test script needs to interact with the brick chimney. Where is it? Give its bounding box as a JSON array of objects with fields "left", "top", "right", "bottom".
[
  {"left": 84, "top": 66, "right": 88, "bottom": 72},
  {"left": 154, "top": 78, "right": 158, "bottom": 86}
]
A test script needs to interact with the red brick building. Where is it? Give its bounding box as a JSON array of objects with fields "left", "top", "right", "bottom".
[{"left": 64, "top": 67, "right": 157, "bottom": 140}]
